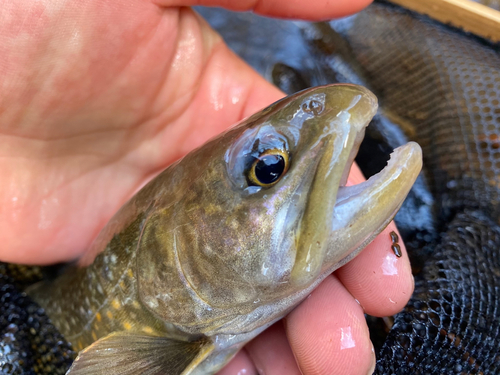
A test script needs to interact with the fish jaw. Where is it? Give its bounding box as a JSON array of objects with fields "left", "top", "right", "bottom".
[
  {"left": 290, "top": 85, "right": 378, "bottom": 286},
  {"left": 325, "top": 141, "right": 423, "bottom": 269}
]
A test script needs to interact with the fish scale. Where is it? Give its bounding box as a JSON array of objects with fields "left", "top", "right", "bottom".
[{"left": 28, "top": 212, "right": 171, "bottom": 351}]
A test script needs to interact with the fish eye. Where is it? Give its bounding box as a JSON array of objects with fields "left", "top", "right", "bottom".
[{"left": 247, "top": 149, "right": 289, "bottom": 187}]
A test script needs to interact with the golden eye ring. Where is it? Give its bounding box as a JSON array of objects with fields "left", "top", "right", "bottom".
[{"left": 247, "top": 149, "right": 290, "bottom": 188}]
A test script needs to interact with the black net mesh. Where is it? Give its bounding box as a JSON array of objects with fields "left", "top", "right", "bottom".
[
  {"left": 0, "top": 269, "right": 75, "bottom": 374},
  {"left": 324, "top": 3, "right": 500, "bottom": 220},
  {"left": 320, "top": 4, "right": 500, "bottom": 373},
  {"left": 375, "top": 210, "right": 500, "bottom": 374}
]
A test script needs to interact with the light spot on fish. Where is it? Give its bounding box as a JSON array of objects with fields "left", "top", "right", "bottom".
[
  {"left": 142, "top": 326, "right": 154, "bottom": 334},
  {"left": 95, "top": 312, "right": 102, "bottom": 322},
  {"left": 91, "top": 331, "right": 97, "bottom": 341},
  {"left": 123, "top": 322, "right": 132, "bottom": 330},
  {"left": 127, "top": 269, "right": 134, "bottom": 278},
  {"left": 144, "top": 296, "right": 159, "bottom": 309},
  {"left": 261, "top": 263, "right": 269, "bottom": 276},
  {"left": 106, "top": 311, "right": 113, "bottom": 319},
  {"left": 112, "top": 299, "right": 121, "bottom": 310}
]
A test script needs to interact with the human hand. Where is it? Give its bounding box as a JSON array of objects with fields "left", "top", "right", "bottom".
[{"left": 0, "top": 0, "right": 413, "bottom": 374}]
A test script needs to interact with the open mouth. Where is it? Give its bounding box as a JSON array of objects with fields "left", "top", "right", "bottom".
[
  {"left": 337, "top": 142, "right": 421, "bottom": 203},
  {"left": 332, "top": 141, "right": 423, "bottom": 233}
]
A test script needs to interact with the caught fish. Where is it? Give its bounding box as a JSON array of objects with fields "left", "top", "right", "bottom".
[{"left": 27, "top": 84, "right": 421, "bottom": 375}]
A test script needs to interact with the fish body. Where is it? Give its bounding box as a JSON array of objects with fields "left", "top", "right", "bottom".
[{"left": 28, "top": 84, "right": 422, "bottom": 374}]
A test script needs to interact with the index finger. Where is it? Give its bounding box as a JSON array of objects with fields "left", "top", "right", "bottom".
[{"left": 156, "top": 0, "right": 373, "bottom": 20}]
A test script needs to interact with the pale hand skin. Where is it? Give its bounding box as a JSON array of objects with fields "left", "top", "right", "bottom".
[{"left": 0, "top": 1, "right": 414, "bottom": 374}]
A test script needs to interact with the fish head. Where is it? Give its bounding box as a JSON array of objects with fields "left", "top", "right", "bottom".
[
  {"left": 210, "top": 84, "right": 377, "bottom": 288},
  {"left": 136, "top": 84, "right": 421, "bottom": 331}
]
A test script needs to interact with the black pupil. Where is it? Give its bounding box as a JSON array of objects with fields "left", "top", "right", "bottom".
[{"left": 255, "top": 154, "right": 285, "bottom": 185}]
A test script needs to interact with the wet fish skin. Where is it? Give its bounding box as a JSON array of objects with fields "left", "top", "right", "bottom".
[{"left": 28, "top": 84, "right": 421, "bottom": 375}]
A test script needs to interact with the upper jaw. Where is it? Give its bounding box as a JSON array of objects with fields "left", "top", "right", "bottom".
[
  {"left": 285, "top": 84, "right": 421, "bottom": 286},
  {"left": 290, "top": 96, "right": 375, "bottom": 286}
]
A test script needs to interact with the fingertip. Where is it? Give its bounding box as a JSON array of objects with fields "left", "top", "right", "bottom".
[
  {"left": 346, "top": 161, "right": 366, "bottom": 186},
  {"left": 159, "top": 0, "right": 374, "bottom": 21},
  {"left": 336, "top": 224, "right": 414, "bottom": 317},
  {"left": 251, "top": 0, "right": 373, "bottom": 20},
  {"left": 286, "top": 275, "right": 375, "bottom": 375},
  {"left": 217, "top": 349, "right": 257, "bottom": 375},
  {"left": 246, "top": 321, "right": 301, "bottom": 375}
]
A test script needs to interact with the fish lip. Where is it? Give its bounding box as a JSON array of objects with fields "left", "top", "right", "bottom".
[{"left": 333, "top": 141, "right": 423, "bottom": 229}]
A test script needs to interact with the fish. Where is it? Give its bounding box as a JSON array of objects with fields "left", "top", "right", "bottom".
[
  {"left": 196, "top": 5, "right": 500, "bottom": 372},
  {"left": 27, "top": 84, "right": 422, "bottom": 375}
]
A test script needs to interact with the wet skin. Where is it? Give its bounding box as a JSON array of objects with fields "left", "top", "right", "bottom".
[{"left": 0, "top": 1, "right": 417, "bottom": 374}]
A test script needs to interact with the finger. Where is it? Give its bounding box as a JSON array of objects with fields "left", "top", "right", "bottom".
[
  {"left": 336, "top": 163, "right": 414, "bottom": 317},
  {"left": 336, "top": 223, "right": 413, "bottom": 317},
  {"left": 286, "top": 274, "right": 375, "bottom": 375},
  {"left": 245, "top": 321, "right": 301, "bottom": 375},
  {"left": 157, "top": 0, "right": 373, "bottom": 20},
  {"left": 217, "top": 349, "right": 258, "bottom": 375}
]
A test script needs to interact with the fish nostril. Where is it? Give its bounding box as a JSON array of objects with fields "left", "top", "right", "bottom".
[{"left": 301, "top": 98, "right": 325, "bottom": 116}]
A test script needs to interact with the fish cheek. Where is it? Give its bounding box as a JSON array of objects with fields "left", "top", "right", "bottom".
[
  {"left": 135, "top": 209, "right": 256, "bottom": 331},
  {"left": 174, "top": 218, "right": 260, "bottom": 309},
  {"left": 136, "top": 209, "right": 202, "bottom": 327}
]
